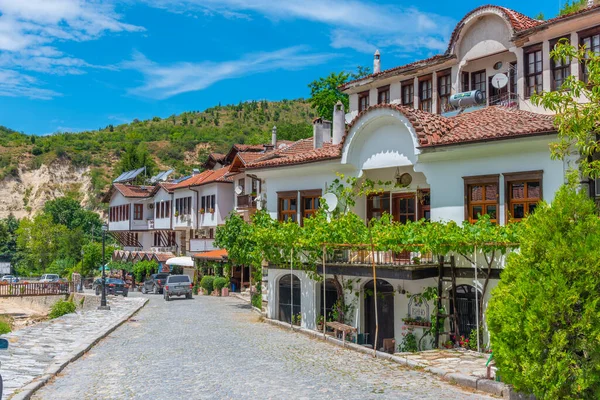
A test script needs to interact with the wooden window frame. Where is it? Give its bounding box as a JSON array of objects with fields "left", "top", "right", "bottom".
[
  {"left": 367, "top": 192, "right": 390, "bottom": 221},
  {"left": 437, "top": 70, "right": 452, "bottom": 113},
  {"left": 504, "top": 171, "right": 543, "bottom": 223},
  {"left": 358, "top": 91, "right": 370, "bottom": 112},
  {"left": 401, "top": 80, "right": 414, "bottom": 108},
  {"left": 418, "top": 75, "right": 433, "bottom": 113},
  {"left": 238, "top": 178, "right": 245, "bottom": 195},
  {"left": 463, "top": 175, "right": 500, "bottom": 224},
  {"left": 471, "top": 70, "right": 487, "bottom": 99},
  {"left": 134, "top": 204, "right": 143, "bottom": 220},
  {"left": 417, "top": 189, "right": 431, "bottom": 221},
  {"left": 550, "top": 36, "right": 571, "bottom": 91},
  {"left": 579, "top": 25, "right": 600, "bottom": 83},
  {"left": 524, "top": 43, "right": 543, "bottom": 98},
  {"left": 300, "top": 189, "right": 322, "bottom": 225},
  {"left": 377, "top": 85, "right": 390, "bottom": 104},
  {"left": 461, "top": 71, "right": 470, "bottom": 92},
  {"left": 392, "top": 193, "right": 417, "bottom": 224},
  {"left": 277, "top": 191, "right": 298, "bottom": 222}
]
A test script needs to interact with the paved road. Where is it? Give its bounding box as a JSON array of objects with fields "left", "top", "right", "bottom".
[{"left": 33, "top": 293, "right": 493, "bottom": 400}]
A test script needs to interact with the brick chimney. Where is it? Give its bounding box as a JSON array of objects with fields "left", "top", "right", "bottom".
[
  {"left": 373, "top": 49, "right": 381, "bottom": 74},
  {"left": 313, "top": 118, "right": 332, "bottom": 149},
  {"left": 332, "top": 101, "right": 345, "bottom": 145}
]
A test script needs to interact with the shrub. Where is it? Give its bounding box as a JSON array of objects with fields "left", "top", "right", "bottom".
[
  {"left": 213, "top": 277, "right": 228, "bottom": 292},
  {"left": 0, "top": 318, "right": 11, "bottom": 335},
  {"left": 251, "top": 293, "right": 262, "bottom": 309},
  {"left": 200, "top": 276, "right": 214, "bottom": 294},
  {"left": 49, "top": 300, "right": 76, "bottom": 319},
  {"left": 487, "top": 186, "right": 600, "bottom": 399}
]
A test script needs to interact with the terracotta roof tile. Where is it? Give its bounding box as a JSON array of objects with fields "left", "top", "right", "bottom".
[
  {"left": 515, "top": 3, "right": 600, "bottom": 36},
  {"left": 192, "top": 249, "right": 228, "bottom": 261},
  {"left": 246, "top": 139, "right": 341, "bottom": 169},
  {"left": 168, "top": 166, "right": 233, "bottom": 189},
  {"left": 113, "top": 183, "right": 154, "bottom": 198}
]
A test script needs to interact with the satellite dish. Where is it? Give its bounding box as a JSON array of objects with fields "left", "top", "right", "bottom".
[
  {"left": 491, "top": 73, "right": 508, "bottom": 89},
  {"left": 321, "top": 192, "right": 338, "bottom": 212},
  {"left": 235, "top": 186, "right": 243, "bottom": 195}
]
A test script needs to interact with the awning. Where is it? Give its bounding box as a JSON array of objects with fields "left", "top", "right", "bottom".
[
  {"left": 165, "top": 256, "right": 194, "bottom": 267},
  {"left": 192, "top": 249, "right": 228, "bottom": 262}
]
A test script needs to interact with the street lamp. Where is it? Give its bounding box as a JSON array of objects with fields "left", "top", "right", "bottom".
[{"left": 98, "top": 223, "right": 110, "bottom": 310}]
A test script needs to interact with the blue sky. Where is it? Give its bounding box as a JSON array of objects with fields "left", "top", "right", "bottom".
[{"left": 0, "top": 0, "right": 564, "bottom": 135}]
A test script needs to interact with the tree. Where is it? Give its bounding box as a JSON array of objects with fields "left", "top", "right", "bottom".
[
  {"left": 349, "top": 65, "right": 372, "bottom": 80},
  {"left": 43, "top": 197, "right": 102, "bottom": 237},
  {"left": 308, "top": 71, "right": 350, "bottom": 119},
  {"left": 15, "top": 214, "right": 69, "bottom": 275},
  {"left": 116, "top": 143, "right": 156, "bottom": 178},
  {"left": 532, "top": 37, "right": 600, "bottom": 179},
  {"left": 487, "top": 185, "right": 600, "bottom": 399},
  {"left": 559, "top": 0, "right": 589, "bottom": 16}
]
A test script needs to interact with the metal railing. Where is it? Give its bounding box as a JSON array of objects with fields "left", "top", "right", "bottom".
[
  {"left": 325, "top": 249, "right": 436, "bottom": 266},
  {"left": 0, "top": 282, "right": 74, "bottom": 297},
  {"left": 237, "top": 194, "right": 256, "bottom": 209},
  {"left": 488, "top": 92, "right": 519, "bottom": 108}
]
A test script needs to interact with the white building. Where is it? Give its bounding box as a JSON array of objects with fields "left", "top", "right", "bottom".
[{"left": 243, "top": 3, "right": 600, "bottom": 351}]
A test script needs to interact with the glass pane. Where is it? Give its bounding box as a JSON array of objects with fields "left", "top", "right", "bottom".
[
  {"left": 511, "top": 183, "right": 525, "bottom": 199},
  {"left": 372, "top": 196, "right": 381, "bottom": 208},
  {"left": 472, "top": 206, "right": 483, "bottom": 219},
  {"left": 527, "top": 182, "right": 540, "bottom": 199},
  {"left": 423, "top": 210, "right": 431, "bottom": 221},
  {"left": 485, "top": 184, "right": 497, "bottom": 201},
  {"left": 529, "top": 203, "right": 538, "bottom": 214},
  {"left": 290, "top": 199, "right": 297, "bottom": 211},
  {"left": 381, "top": 197, "right": 390, "bottom": 211},
  {"left": 470, "top": 185, "right": 483, "bottom": 201},
  {"left": 400, "top": 215, "right": 408, "bottom": 224},
  {"left": 282, "top": 199, "right": 289, "bottom": 210},
  {"left": 314, "top": 198, "right": 320, "bottom": 209},
  {"left": 512, "top": 204, "right": 525, "bottom": 219},
  {"left": 407, "top": 198, "right": 415, "bottom": 213},
  {"left": 486, "top": 205, "right": 497, "bottom": 219},
  {"left": 304, "top": 197, "right": 313, "bottom": 210}
]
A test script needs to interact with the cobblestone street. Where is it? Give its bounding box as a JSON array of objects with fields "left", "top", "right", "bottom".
[{"left": 33, "top": 294, "right": 494, "bottom": 399}]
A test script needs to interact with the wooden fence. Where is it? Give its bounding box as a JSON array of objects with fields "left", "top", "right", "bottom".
[{"left": 0, "top": 282, "right": 74, "bottom": 297}]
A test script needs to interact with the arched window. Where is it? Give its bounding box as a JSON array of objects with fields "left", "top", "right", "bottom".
[{"left": 279, "top": 274, "right": 301, "bottom": 324}]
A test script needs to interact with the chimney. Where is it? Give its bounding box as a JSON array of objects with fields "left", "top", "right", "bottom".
[
  {"left": 192, "top": 168, "right": 200, "bottom": 175},
  {"left": 588, "top": 0, "right": 595, "bottom": 7},
  {"left": 313, "top": 118, "right": 332, "bottom": 149},
  {"left": 271, "top": 126, "right": 277, "bottom": 146},
  {"left": 332, "top": 101, "right": 345, "bottom": 145},
  {"left": 373, "top": 49, "right": 381, "bottom": 74}
]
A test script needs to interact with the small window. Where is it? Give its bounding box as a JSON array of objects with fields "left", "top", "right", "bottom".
[
  {"left": 392, "top": 193, "right": 416, "bottom": 224},
  {"left": 550, "top": 37, "right": 570, "bottom": 91},
  {"left": 238, "top": 178, "right": 245, "bottom": 194},
  {"left": 525, "top": 44, "right": 543, "bottom": 97},
  {"left": 301, "top": 191, "right": 321, "bottom": 223},
  {"left": 464, "top": 175, "right": 499, "bottom": 224},
  {"left": 471, "top": 70, "right": 486, "bottom": 99},
  {"left": 419, "top": 77, "right": 432, "bottom": 113},
  {"left": 579, "top": 27, "right": 600, "bottom": 84},
  {"left": 134, "top": 204, "right": 143, "bottom": 220},
  {"left": 210, "top": 195, "right": 215, "bottom": 210},
  {"left": 509, "top": 62, "right": 517, "bottom": 95},
  {"left": 418, "top": 189, "right": 431, "bottom": 221},
  {"left": 504, "top": 171, "right": 543, "bottom": 222},
  {"left": 358, "top": 91, "right": 370, "bottom": 112},
  {"left": 278, "top": 194, "right": 297, "bottom": 222},
  {"left": 377, "top": 85, "right": 390, "bottom": 104},
  {"left": 401, "top": 81, "right": 414, "bottom": 108},
  {"left": 367, "top": 192, "right": 390, "bottom": 221},
  {"left": 437, "top": 71, "right": 451, "bottom": 113},
  {"left": 461, "top": 72, "right": 470, "bottom": 93}
]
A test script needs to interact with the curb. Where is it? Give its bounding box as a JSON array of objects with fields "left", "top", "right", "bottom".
[
  {"left": 9, "top": 297, "right": 149, "bottom": 400},
  {"left": 262, "top": 317, "right": 511, "bottom": 399}
]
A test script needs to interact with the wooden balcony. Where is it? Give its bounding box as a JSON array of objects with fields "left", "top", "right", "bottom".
[{"left": 237, "top": 194, "right": 256, "bottom": 209}]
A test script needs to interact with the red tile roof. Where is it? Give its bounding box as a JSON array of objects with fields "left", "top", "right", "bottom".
[
  {"left": 113, "top": 183, "right": 154, "bottom": 198},
  {"left": 246, "top": 139, "right": 341, "bottom": 169},
  {"left": 192, "top": 249, "right": 228, "bottom": 261},
  {"left": 168, "top": 166, "right": 233, "bottom": 189},
  {"left": 515, "top": 3, "right": 600, "bottom": 37}
]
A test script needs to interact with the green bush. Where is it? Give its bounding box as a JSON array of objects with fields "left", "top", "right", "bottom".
[
  {"left": 487, "top": 186, "right": 600, "bottom": 399},
  {"left": 200, "top": 276, "right": 214, "bottom": 294},
  {"left": 0, "top": 318, "right": 11, "bottom": 335},
  {"left": 213, "top": 277, "right": 228, "bottom": 292},
  {"left": 49, "top": 300, "right": 76, "bottom": 319},
  {"left": 251, "top": 293, "right": 262, "bottom": 309}
]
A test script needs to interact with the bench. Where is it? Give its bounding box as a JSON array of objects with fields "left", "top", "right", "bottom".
[{"left": 325, "top": 321, "right": 357, "bottom": 346}]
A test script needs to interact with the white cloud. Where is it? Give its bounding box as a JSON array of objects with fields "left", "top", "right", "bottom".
[
  {"left": 0, "top": 0, "right": 144, "bottom": 98},
  {"left": 0, "top": 69, "right": 60, "bottom": 99},
  {"left": 125, "top": 46, "right": 335, "bottom": 99}
]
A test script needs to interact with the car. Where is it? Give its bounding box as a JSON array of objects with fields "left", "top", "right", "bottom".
[
  {"left": 93, "top": 278, "right": 128, "bottom": 297},
  {"left": 39, "top": 274, "right": 60, "bottom": 283},
  {"left": 141, "top": 273, "right": 170, "bottom": 294},
  {"left": 0, "top": 275, "right": 18, "bottom": 283},
  {"left": 163, "top": 275, "right": 193, "bottom": 301}
]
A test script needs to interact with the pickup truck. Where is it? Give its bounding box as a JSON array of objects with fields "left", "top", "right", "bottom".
[{"left": 163, "top": 275, "right": 193, "bottom": 301}]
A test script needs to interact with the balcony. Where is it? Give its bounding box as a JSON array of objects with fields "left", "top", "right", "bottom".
[
  {"left": 325, "top": 249, "right": 436, "bottom": 267},
  {"left": 237, "top": 194, "right": 256, "bottom": 209}
]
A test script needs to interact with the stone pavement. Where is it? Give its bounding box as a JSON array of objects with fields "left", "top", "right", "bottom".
[
  {"left": 1, "top": 294, "right": 146, "bottom": 399},
  {"left": 33, "top": 293, "right": 495, "bottom": 400},
  {"left": 396, "top": 349, "right": 494, "bottom": 379}
]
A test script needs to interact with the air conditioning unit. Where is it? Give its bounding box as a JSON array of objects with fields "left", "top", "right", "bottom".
[{"left": 197, "top": 228, "right": 210, "bottom": 238}]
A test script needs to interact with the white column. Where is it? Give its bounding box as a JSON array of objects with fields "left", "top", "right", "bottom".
[
  {"left": 432, "top": 72, "right": 438, "bottom": 113},
  {"left": 542, "top": 40, "right": 552, "bottom": 92},
  {"left": 413, "top": 76, "right": 419, "bottom": 108},
  {"left": 570, "top": 32, "right": 580, "bottom": 80}
]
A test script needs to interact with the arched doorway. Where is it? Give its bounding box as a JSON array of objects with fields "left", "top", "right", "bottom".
[
  {"left": 278, "top": 274, "right": 301, "bottom": 324},
  {"left": 320, "top": 279, "right": 339, "bottom": 321},
  {"left": 450, "top": 285, "right": 481, "bottom": 336},
  {"left": 364, "top": 279, "right": 395, "bottom": 350}
]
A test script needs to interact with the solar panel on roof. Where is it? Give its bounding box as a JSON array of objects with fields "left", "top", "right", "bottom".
[
  {"left": 150, "top": 169, "right": 174, "bottom": 183},
  {"left": 113, "top": 167, "right": 146, "bottom": 183},
  {"left": 172, "top": 175, "right": 191, "bottom": 184}
]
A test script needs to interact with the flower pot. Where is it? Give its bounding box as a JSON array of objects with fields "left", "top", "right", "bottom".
[
  {"left": 212, "top": 289, "right": 220, "bottom": 296},
  {"left": 221, "top": 287, "right": 229, "bottom": 297}
]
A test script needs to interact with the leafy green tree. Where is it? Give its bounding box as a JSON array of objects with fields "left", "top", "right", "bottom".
[
  {"left": 559, "top": 0, "right": 588, "bottom": 15},
  {"left": 15, "top": 214, "right": 69, "bottom": 275},
  {"left": 349, "top": 65, "right": 372, "bottom": 80},
  {"left": 116, "top": 143, "right": 156, "bottom": 178},
  {"left": 487, "top": 186, "right": 600, "bottom": 399},
  {"left": 308, "top": 71, "right": 350, "bottom": 119}
]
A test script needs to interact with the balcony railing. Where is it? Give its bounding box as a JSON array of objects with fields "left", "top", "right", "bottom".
[
  {"left": 237, "top": 194, "right": 256, "bottom": 209},
  {"left": 489, "top": 92, "right": 518, "bottom": 109},
  {"left": 325, "top": 249, "right": 436, "bottom": 266}
]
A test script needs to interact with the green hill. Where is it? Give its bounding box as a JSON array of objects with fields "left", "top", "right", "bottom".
[{"left": 0, "top": 99, "right": 316, "bottom": 207}]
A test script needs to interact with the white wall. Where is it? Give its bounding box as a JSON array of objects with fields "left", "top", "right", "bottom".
[
  {"left": 189, "top": 239, "right": 216, "bottom": 252},
  {"left": 153, "top": 187, "right": 172, "bottom": 230},
  {"left": 173, "top": 187, "right": 196, "bottom": 230},
  {"left": 216, "top": 183, "right": 234, "bottom": 224},
  {"left": 108, "top": 192, "right": 130, "bottom": 232}
]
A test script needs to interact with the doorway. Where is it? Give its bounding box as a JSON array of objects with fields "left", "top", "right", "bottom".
[
  {"left": 320, "top": 279, "right": 339, "bottom": 322},
  {"left": 449, "top": 285, "right": 481, "bottom": 336},
  {"left": 279, "top": 274, "right": 301, "bottom": 324},
  {"left": 364, "top": 279, "right": 395, "bottom": 349}
]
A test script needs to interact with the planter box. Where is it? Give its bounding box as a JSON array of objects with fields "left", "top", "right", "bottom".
[
  {"left": 221, "top": 287, "right": 229, "bottom": 297},
  {"left": 211, "top": 289, "right": 220, "bottom": 296}
]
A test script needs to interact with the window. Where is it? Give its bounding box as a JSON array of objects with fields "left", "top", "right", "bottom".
[
  {"left": 461, "top": 72, "right": 470, "bottom": 93},
  {"left": 401, "top": 80, "right": 414, "bottom": 108},
  {"left": 464, "top": 175, "right": 499, "bottom": 224},
  {"left": 392, "top": 193, "right": 416, "bottom": 224},
  {"left": 509, "top": 62, "right": 517, "bottom": 94},
  {"left": 504, "top": 171, "right": 542, "bottom": 222},
  {"left": 418, "top": 189, "right": 431, "bottom": 221},
  {"left": 278, "top": 192, "right": 297, "bottom": 222},
  {"left": 579, "top": 26, "right": 600, "bottom": 83},
  {"left": 525, "top": 44, "right": 543, "bottom": 97},
  {"left": 201, "top": 196, "right": 206, "bottom": 211},
  {"left": 238, "top": 178, "right": 245, "bottom": 194},
  {"left": 419, "top": 77, "right": 432, "bottom": 112},
  {"left": 471, "top": 70, "right": 486, "bottom": 99},
  {"left": 551, "top": 37, "right": 571, "bottom": 91},
  {"left": 134, "top": 204, "right": 143, "bottom": 220},
  {"left": 367, "top": 192, "right": 390, "bottom": 220},
  {"left": 210, "top": 195, "right": 215, "bottom": 210},
  {"left": 358, "top": 91, "right": 370, "bottom": 112},
  {"left": 301, "top": 190, "right": 321, "bottom": 223},
  {"left": 251, "top": 178, "right": 260, "bottom": 195},
  {"left": 437, "top": 71, "right": 451, "bottom": 113},
  {"left": 377, "top": 85, "right": 390, "bottom": 104},
  {"left": 176, "top": 197, "right": 192, "bottom": 215}
]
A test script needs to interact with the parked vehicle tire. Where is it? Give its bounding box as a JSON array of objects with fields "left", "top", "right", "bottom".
[
  {"left": 164, "top": 293, "right": 170, "bottom": 301},
  {"left": 141, "top": 286, "right": 146, "bottom": 294},
  {"left": 123, "top": 291, "right": 128, "bottom": 297},
  {"left": 153, "top": 285, "right": 159, "bottom": 295},
  {"left": 186, "top": 293, "right": 192, "bottom": 299}
]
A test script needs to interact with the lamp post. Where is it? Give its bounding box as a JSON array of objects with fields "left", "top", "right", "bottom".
[{"left": 98, "top": 223, "right": 110, "bottom": 310}]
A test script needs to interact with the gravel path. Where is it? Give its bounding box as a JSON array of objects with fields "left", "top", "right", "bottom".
[{"left": 32, "top": 293, "right": 494, "bottom": 400}]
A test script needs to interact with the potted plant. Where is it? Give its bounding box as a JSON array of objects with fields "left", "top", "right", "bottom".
[
  {"left": 174, "top": 210, "right": 179, "bottom": 217},
  {"left": 209, "top": 207, "right": 215, "bottom": 214},
  {"left": 199, "top": 208, "right": 205, "bottom": 214},
  {"left": 317, "top": 315, "right": 325, "bottom": 331}
]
